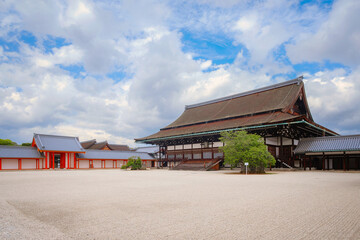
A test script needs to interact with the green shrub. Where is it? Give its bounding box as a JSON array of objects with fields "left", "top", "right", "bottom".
[{"left": 122, "top": 156, "right": 142, "bottom": 170}]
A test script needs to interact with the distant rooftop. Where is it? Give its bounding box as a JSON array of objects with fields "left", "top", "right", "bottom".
[
  {"left": 0, "top": 145, "right": 44, "bottom": 158},
  {"left": 33, "top": 133, "right": 85, "bottom": 152}
]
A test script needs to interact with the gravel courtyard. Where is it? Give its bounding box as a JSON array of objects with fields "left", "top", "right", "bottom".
[{"left": 0, "top": 169, "right": 359, "bottom": 240}]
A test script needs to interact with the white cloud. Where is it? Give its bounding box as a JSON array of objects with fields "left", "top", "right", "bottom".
[{"left": 286, "top": 0, "right": 360, "bottom": 66}]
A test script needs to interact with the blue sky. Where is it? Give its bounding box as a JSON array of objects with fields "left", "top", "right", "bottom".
[{"left": 0, "top": 0, "right": 359, "bottom": 145}]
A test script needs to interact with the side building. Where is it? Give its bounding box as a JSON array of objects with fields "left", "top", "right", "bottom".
[
  {"left": 0, "top": 133, "right": 155, "bottom": 170},
  {"left": 135, "top": 77, "right": 337, "bottom": 170},
  {"left": 294, "top": 135, "right": 360, "bottom": 170}
]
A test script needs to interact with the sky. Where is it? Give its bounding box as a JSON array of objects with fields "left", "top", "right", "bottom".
[{"left": 0, "top": 0, "right": 359, "bottom": 146}]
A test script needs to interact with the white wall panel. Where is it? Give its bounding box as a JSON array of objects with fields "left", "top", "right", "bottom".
[
  {"left": 78, "top": 160, "right": 90, "bottom": 169},
  {"left": 22, "top": 159, "right": 37, "bottom": 169},
  {"left": 2, "top": 159, "right": 18, "bottom": 169},
  {"left": 105, "top": 160, "right": 113, "bottom": 168}
]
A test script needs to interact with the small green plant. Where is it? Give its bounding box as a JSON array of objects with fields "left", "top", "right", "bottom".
[
  {"left": 121, "top": 165, "right": 127, "bottom": 169},
  {"left": 122, "top": 156, "right": 142, "bottom": 170}
]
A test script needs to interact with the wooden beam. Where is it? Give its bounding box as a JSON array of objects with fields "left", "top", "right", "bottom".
[{"left": 327, "top": 156, "right": 329, "bottom": 170}]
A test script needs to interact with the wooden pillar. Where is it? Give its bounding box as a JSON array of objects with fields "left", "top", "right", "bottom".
[
  {"left": 74, "top": 153, "right": 76, "bottom": 169},
  {"left": 191, "top": 143, "right": 193, "bottom": 160},
  {"left": 280, "top": 136, "right": 283, "bottom": 166},
  {"left": 52, "top": 153, "right": 55, "bottom": 169},
  {"left": 327, "top": 156, "right": 330, "bottom": 170},
  {"left": 291, "top": 139, "right": 295, "bottom": 167},
  {"left": 18, "top": 158, "right": 22, "bottom": 170},
  {"left": 159, "top": 146, "right": 161, "bottom": 168},
  {"left": 182, "top": 144, "right": 184, "bottom": 160},
  {"left": 322, "top": 154, "right": 325, "bottom": 170},
  {"left": 201, "top": 144, "right": 203, "bottom": 161},
  {"left": 0, "top": 158, "right": 2, "bottom": 170},
  {"left": 45, "top": 152, "right": 48, "bottom": 169},
  {"left": 343, "top": 154, "right": 346, "bottom": 171},
  {"left": 303, "top": 158, "right": 306, "bottom": 171},
  {"left": 211, "top": 141, "right": 214, "bottom": 160}
]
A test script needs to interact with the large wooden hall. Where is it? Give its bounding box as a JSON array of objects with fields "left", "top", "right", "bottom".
[{"left": 136, "top": 77, "right": 339, "bottom": 170}]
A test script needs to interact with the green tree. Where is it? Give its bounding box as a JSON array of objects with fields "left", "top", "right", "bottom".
[
  {"left": 121, "top": 156, "right": 143, "bottom": 170},
  {"left": 219, "top": 131, "right": 275, "bottom": 174},
  {"left": 0, "top": 139, "right": 17, "bottom": 145},
  {"left": 21, "top": 143, "right": 32, "bottom": 146}
]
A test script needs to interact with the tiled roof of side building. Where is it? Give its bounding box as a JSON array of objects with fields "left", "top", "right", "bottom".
[
  {"left": 294, "top": 135, "right": 360, "bottom": 154},
  {"left": 88, "top": 141, "right": 108, "bottom": 150},
  {"left": 0, "top": 145, "right": 44, "bottom": 158},
  {"left": 135, "top": 146, "right": 159, "bottom": 153},
  {"left": 78, "top": 150, "right": 154, "bottom": 160},
  {"left": 108, "top": 144, "right": 130, "bottom": 151},
  {"left": 33, "top": 133, "right": 85, "bottom": 152},
  {"left": 81, "top": 139, "right": 96, "bottom": 149}
]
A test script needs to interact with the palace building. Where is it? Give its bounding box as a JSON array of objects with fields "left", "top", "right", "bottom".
[
  {"left": 136, "top": 77, "right": 338, "bottom": 170},
  {"left": 0, "top": 133, "right": 155, "bottom": 171}
]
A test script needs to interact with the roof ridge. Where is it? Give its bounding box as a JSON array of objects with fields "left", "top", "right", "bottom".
[
  {"left": 301, "top": 134, "right": 360, "bottom": 141},
  {"left": 81, "top": 139, "right": 96, "bottom": 143},
  {"left": 34, "top": 133, "right": 79, "bottom": 139},
  {"left": 185, "top": 76, "right": 303, "bottom": 110}
]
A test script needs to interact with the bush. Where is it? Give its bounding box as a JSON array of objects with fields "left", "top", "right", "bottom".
[
  {"left": 122, "top": 156, "right": 142, "bottom": 170},
  {"left": 121, "top": 165, "right": 127, "bottom": 169},
  {"left": 220, "top": 130, "right": 275, "bottom": 174}
]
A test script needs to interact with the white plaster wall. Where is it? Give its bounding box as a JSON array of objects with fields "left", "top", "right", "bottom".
[
  {"left": 325, "top": 159, "right": 333, "bottom": 169},
  {"left": 184, "top": 144, "right": 192, "bottom": 149},
  {"left": 22, "top": 159, "right": 37, "bottom": 169},
  {"left": 167, "top": 146, "right": 174, "bottom": 150},
  {"left": 69, "top": 153, "right": 74, "bottom": 168},
  {"left": 78, "top": 160, "right": 89, "bottom": 169},
  {"left": 2, "top": 159, "right": 18, "bottom": 170},
  {"left": 213, "top": 142, "right": 223, "bottom": 147},
  {"left": 175, "top": 145, "right": 183, "bottom": 150},
  {"left": 282, "top": 137, "right": 293, "bottom": 145},
  {"left": 266, "top": 137, "right": 278, "bottom": 145},
  {"left": 93, "top": 160, "right": 101, "bottom": 168},
  {"left": 105, "top": 160, "right": 113, "bottom": 168},
  {"left": 193, "top": 143, "right": 201, "bottom": 149}
]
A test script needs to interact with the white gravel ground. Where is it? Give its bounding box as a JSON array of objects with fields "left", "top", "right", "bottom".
[{"left": 0, "top": 169, "right": 359, "bottom": 240}]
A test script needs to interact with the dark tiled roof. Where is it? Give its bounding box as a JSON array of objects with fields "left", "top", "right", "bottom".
[
  {"left": 108, "top": 144, "right": 130, "bottom": 151},
  {"left": 136, "top": 77, "right": 323, "bottom": 142},
  {"left": 137, "top": 112, "right": 300, "bottom": 141},
  {"left": 77, "top": 150, "right": 154, "bottom": 160},
  {"left": 33, "top": 133, "right": 85, "bottom": 152},
  {"left": 294, "top": 135, "right": 360, "bottom": 154},
  {"left": 163, "top": 78, "right": 307, "bottom": 129},
  {"left": 0, "top": 146, "right": 44, "bottom": 158},
  {"left": 81, "top": 139, "right": 96, "bottom": 149},
  {"left": 88, "top": 141, "right": 108, "bottom": 150}
]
